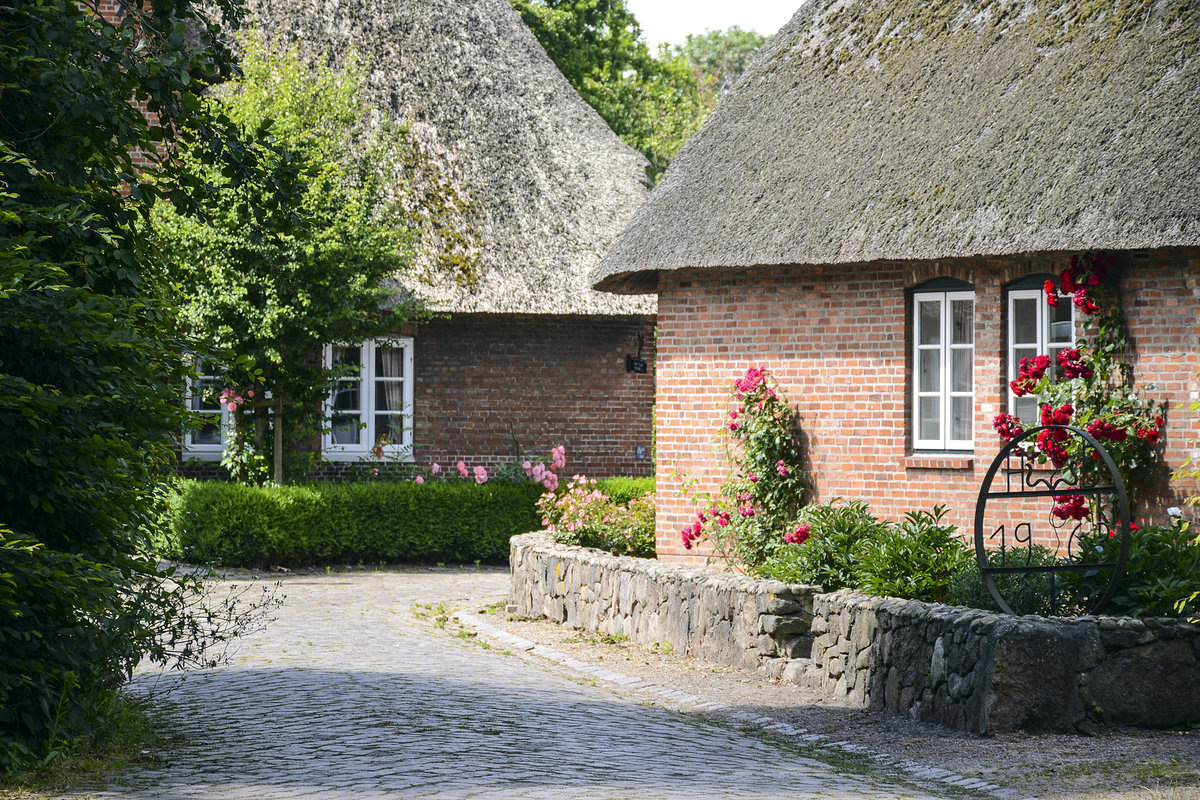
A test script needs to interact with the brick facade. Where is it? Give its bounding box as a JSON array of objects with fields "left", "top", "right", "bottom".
[
  {"left": 411, "top": 314, "right": 655, "bottom": 478},
  {"left": 180, "top": 313, "right": 657, "bottom": 480},
  {"left": 653, "top": 250, "right": 1200, "bottom": 565}
]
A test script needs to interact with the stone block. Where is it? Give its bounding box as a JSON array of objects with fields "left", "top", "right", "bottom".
[
  {"left": 759, "top": 614, "right": 810, "bottom": 636},
  {"left": 779, "top": 635, "right": 813, "bottom": 659},
  {"left": 1084, "top": 639, "right": 1200, "bottom": 727}
]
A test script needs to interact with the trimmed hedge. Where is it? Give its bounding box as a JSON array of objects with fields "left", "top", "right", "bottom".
[
  {"left": 157, "top": 480, "right": 545, "bottom": 567},
  {"left": 591, "top": 476, "right": 654, "bottom": 506}
]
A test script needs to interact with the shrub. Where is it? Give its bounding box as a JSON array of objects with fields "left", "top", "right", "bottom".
[
  {"left": 680, "top": 365, "right": 807, "bottom": 569},
  {"left": 537, "top": 476, "right": 655, "bottom": 558},
  {"left": 1072, "top": 521, "right": 1200, "bottom": 617},
  {"left": 159, "top": 480, "right": 544, "bottom": 566},
  {"left": 948, "top": 544, "right": 1063, "bottom": 615},
  {"left": 759, "top": 499, "right": 888, "bottom": 589},
  {"left": 855, "top": 507, "right": 973, "bottom": 604}
]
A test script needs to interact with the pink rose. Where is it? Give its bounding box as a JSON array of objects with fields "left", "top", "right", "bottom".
[
  {"left": 474, "top": 465, "right": 488, "bottom": 484},
  {"left": 431, "top": 463, "right": 441, "bottom": 474},
  {"left": 457, "top": 461, "right": 468, "bottom": 477},
  {"left": 414, "top": 476, "right": 424, "bottom": 484}
]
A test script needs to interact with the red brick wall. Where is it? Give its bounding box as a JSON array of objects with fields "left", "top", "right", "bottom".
[
  {"left": 412, "top": 314, "right": 656, "bottom": 478},
  {"left": 654, "top": 250, "right": 1200, "bottom": 566}
]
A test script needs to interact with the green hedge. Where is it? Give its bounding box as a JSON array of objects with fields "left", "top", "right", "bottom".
[
  {"left": 156, "top": 480, "right": 546, "bottom": 567},
  {"left": 590, "top": 476, "right": 654, "bottom": 505}
]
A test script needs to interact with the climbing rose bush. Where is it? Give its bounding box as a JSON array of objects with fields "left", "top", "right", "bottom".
[
  {"left": 993, "top": 251, "right": 1165, "bottom": 509},
  {"left": 678, "top": 365, "right": 808, "bottom": 570}
]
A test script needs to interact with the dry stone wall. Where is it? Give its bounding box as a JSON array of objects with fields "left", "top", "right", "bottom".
[
  {"left": 509, "top": 534, "right": 818, "bottom": 671},
  {"left": 511, "top": 533, "right": 1200, "bottom": 734}
]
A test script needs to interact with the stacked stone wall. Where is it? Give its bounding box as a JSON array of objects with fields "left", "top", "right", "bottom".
[{"left": 511, "top": 533, "right": 1200, "bottom": 733}]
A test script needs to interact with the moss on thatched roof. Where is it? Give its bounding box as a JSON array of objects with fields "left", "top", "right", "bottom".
[
  {"left": 593, "top": 0, "right": 1200, "bottom": 295},
  {"left": 246, "top": 0, "right": 654, "bottom": 314}
]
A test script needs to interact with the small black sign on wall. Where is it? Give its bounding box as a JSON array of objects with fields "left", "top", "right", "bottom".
[
  {"left": 635, "top": 445, "right": 647, "bottom": 460},
  {"left": 626, "top": 355, "right": 648, "bottom": 374}
]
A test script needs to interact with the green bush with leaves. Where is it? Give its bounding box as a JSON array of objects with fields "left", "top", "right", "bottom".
[
  {"left": 854, "top": 507, "right": 973, "bottom": 604},
  {"left": 159, "top": 480, "right": 545, "bottom": 566},
  {"left": 759, "top": 500, "right": 889, "bottom": 589},
  {"left": 537, "top": 476, "right": 655, "bottom": 558},
  {"left": 947, "top": 544, "right": 1063, "bottom": 616},
  {"left": 2, "top": 0, "right": 291, "bottom": 769},
  {"left": 1070, "top": 522, "right": 1200, "bottom": 618}
]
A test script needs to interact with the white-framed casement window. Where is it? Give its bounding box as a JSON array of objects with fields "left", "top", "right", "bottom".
[
  {"left": 183, "top": 357, "right": 228, "bottom": 460},
  {"left": 913, "top": 288, "right": 975, "bottom": 451},
  {"left": 1008, "top": 281, "right": 1075, "bottom": 424},
  {"left": 322, "top": 338, "right": 414, "bottom": 460}
]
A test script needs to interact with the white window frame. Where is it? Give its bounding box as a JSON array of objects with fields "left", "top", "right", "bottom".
[
  {"left": 1007, "top": 288, "right": 1075, "bottom": 422},
  {"left": 913, "top": 290, "right": 975, "bottom": 451},
  {"left": 183, "top": 358, "right": 229, "bottom": 461},
  {"left": 322, "top": 338, "right": 415, "bottom": 461}
]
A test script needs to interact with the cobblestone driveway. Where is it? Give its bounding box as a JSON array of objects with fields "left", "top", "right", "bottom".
[{"left": 93, "top": 568, "right": 952, "bottom": 799}]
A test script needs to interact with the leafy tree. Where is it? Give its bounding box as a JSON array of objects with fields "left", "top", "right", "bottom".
[
  {"left": 511, "top": 1, "right": 767, "bottom": 180},
  {"left": 668, "top": 27, "right": 767, "bottom": 95},
  {"left": 152, "top": 33, "right": 424, "bottom": 484},
  {"left": 1, "top": 0, "right": 286, "bottom": 768}
]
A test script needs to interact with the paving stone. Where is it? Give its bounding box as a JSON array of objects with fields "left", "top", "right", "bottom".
[{"left": 78, "top": 569, "right": 959, "bottom": 799}]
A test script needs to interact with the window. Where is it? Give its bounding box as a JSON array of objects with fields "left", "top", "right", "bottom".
[
  {"left": 183, "top": 358, "right": 228, "bottom": 459},
  {"left": 913, "top": 288, "right": 974, "bottom": 450},
  {"left": 1008, "top": 280, "right": 1074, "bottom": 424},
  {"left": 323, "top": 338, "right": 414, "bottom": 460}
]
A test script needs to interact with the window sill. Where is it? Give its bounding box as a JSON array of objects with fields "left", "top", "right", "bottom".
[{"left": 903, "top": 454, "right": 974, "bottom": 471}]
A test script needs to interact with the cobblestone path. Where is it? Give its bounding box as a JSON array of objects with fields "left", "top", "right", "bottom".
[{"left": 93, "top": 569, "right": 948, "bottom": 799}]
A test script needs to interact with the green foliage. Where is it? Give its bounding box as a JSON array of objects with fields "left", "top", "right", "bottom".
[
  {"left": 680, "top": 366, "right": 807, "bottom": 570},
  {"left": 537, "top": 476, "right": 655, "bottom": 558},
  {"left": 667, "top": 27, "right": 767, "bottom": 94},
  {"left": 947, "top": 545, "right": 1062, "bottom": 615},
  {"left": 511, "top": 0, "right": 765, "bottom": 179},
  {"left": 854, "top": 507, "right": 973, "bottom": 604},
  {"left": 759, "top": 500, "right": 889, "bottom": 589},
  {"left": 152, "top": 32, "right": 425, "bottom": 483},
  {"left": 159, "top": 480, "right": 545, "bottom": 566},
  {"left": 593, "top": 476, "right": 654, "bottom": 506},
  {"left": 1073, "top": 522, "right": 1200, "bottom": 618},
  {"left": 1, "top": 0, "right": 292, "bottom": 769}
]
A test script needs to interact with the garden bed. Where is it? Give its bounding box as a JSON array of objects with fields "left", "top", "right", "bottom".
[{"left": 510, "top": 532, "right": 1200, "bottom": 734}]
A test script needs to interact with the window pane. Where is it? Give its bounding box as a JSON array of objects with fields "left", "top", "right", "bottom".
[
  {"left": 951, "top": 299, "right": 973, "bottom": 345},
  {"left": 193, "top": 420, "right": 222, "bottom": 445},
  {"left": 375, "top": 382, "right": 405, "bottom": 411},
  {"left": 333, "top": 346, "right": 361, "bottom": 368},
  {"left": 375, "top": 347, "right": 405, "bottom": 378},
  {"left": 951, "top": 396, "right": 972, "bottom": 442},
  {"left": 919, "top": 397, "right": 940, "bottom": 441},
  {"left": 331, "top": 415, "right": 360, "bottom": 444},
  {"left": 333, "top": 383, "right": 360, "bottom": 411},
  {"left": 1015, "top": 395, "right": 1038, "bottom": 425},
  {"left": 376, "top": 414, "right": 404, "bottom": 444},
  {"left": 1013, "top": 346, "right": 1038, "bottom": 368},
  {"left": 919, "top": 349, "right": 940, "bottom": 392},
  {"left": 1013, "top": 298, "right": 1038, "bottom": 344},
  {"left": 1049, "top": 302, "right": 1073, "bottom": 343},
  {"left": 951, "top": 348, "right": 973, "bottom": 393},
  {"left": 918, "top": 300, "right": 941, "bottom": 345}
]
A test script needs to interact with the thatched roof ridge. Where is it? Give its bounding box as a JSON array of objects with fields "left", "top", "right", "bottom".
[
  {"left": 593, "top": 0, "right": 1200, "bottom": 295},
  {"left": 246, "top": 0, "right": 654, "bottom": 314}
]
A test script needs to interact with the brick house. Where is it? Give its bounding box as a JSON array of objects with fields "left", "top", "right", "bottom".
[
  {"left": 182, "top": 0, "right": 656, "bottom": 478},
  {"left": 590, "top": 0, "right": 1200, "bottom": 564}
]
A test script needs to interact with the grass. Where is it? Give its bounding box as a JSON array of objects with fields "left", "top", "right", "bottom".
[{"left": 0, "top": 694, "right": 176, "bottom": 799}]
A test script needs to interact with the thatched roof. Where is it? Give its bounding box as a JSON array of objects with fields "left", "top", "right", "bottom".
[
  {"left": 245, "top": 0, "right": 654, "bottom": 314},
  {"left": 593, "top": 0, "right": 1200, "bottom": 295}
]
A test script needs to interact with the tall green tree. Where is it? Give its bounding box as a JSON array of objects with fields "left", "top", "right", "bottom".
[
  {"left": 510, "top": 1, "right": 767, "bottom": 180},
  {"left": 1, "top": 0, "right": 289, "bottom": 767},
  {"left": 152, "top": 33, "right": 423, "bottom": 484}
]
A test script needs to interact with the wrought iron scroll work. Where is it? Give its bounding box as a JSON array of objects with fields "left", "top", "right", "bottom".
[{"left": 974, "top": 425, "right": 1130, "bottom": 616}]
